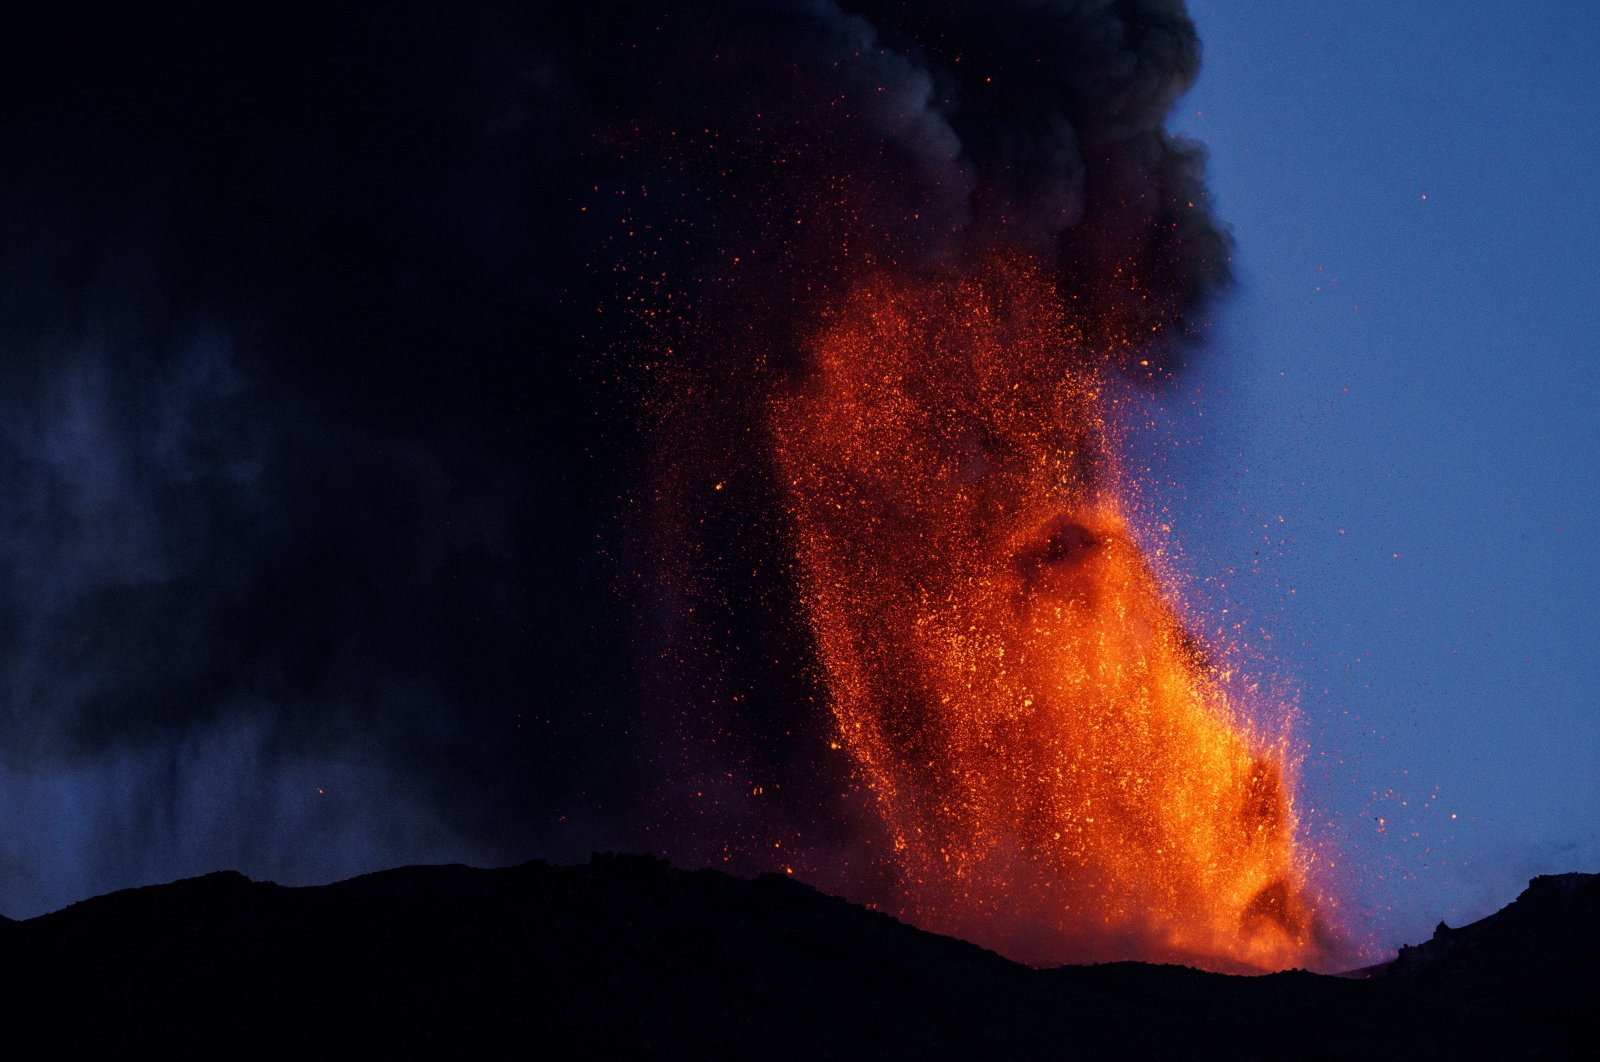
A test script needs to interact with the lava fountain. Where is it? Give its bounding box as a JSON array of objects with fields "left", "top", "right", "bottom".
[{"left": 771, "top": 255, "right": 1332, "bottom": 971}]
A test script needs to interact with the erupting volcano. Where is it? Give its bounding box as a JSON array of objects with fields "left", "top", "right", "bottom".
[
  {"left": 2, "top": 0, "right": 1358, "bottom": 973},
  {"left": 770, "top": 257, "right": 1331, "bottom": 970}
]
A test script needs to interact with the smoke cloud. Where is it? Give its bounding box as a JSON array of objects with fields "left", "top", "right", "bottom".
[{"left": 0, "top": 1, "right": 1227, "bottom": 916}]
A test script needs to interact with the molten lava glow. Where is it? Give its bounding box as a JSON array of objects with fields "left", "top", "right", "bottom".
[{"left": 771, "top": 256, "right": 1330, "bottom": 971}]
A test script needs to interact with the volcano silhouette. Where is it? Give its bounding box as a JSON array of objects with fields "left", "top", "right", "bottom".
[{"left": 1, "top": 856, "right": 1592, "bottom": 1057}]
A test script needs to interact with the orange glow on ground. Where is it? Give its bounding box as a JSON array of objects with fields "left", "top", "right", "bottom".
[{"left": 771, "top": 255, "right": 1336, "bottom": 971}]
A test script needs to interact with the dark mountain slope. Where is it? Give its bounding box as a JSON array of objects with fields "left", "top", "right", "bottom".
[{"left": 1, "top": 857, "right": 1593, "bottom": 1058}]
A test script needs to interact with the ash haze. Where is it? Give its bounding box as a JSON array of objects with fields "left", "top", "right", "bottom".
[{"left": 0, "top": 0, "right": 1592, "bottom": 968}]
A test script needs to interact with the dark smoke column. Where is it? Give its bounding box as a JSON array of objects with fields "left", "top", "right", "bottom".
[
  {"left": 0, "top": 2, "right": 1262, "bottom": 948},
  {"left": 564, "top": 0, "right": 1239, "bottom": 891}
]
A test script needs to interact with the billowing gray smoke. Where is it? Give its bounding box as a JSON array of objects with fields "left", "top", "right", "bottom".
[{"left": 0, "top": 1, "right": 1226, "bottom": 916}]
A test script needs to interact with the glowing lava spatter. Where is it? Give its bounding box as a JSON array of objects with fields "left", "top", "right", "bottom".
[{"left": 771, "top": 255, "right": 1332, "bottom": 971}]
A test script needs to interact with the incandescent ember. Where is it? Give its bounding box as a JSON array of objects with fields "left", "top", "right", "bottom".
[{"left": 772, "top": 255, "right": 1337, "bottom": 971}]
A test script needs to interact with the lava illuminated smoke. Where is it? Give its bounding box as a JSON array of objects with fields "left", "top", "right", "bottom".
[
  {"left": 770, "top": 257, "right": 1332, "bottom": 970},
  {"left": 558, "top": 0, "right": 1351, "bottom": 971}
]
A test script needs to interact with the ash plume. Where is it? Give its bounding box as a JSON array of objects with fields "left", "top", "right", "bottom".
[{"left": 0, "top": 1, "right": 1228, "bottom": 918}]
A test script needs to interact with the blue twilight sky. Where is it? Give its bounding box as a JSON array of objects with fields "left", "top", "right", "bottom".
[{"left": 1129, "top": 1, "right": 1600, "bottom": 951}]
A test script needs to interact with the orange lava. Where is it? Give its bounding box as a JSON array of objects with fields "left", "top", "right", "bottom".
[{"left": 771, "top": 255, "right": 1331, "bottom": 971}]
